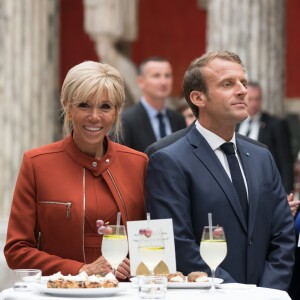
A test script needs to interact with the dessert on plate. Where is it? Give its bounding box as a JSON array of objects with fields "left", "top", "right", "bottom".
[
  {"left": 187, "top": 271, "right": 208, "bottom": 282},
  {"left": 47, "top": 271, "right": 118, "bottom": 288},
  {"left": 162, "top": 271, "right": 209, "bottom": 284},
  {"left": 166, "top": 272, "right": 186, "bottom": 282}
]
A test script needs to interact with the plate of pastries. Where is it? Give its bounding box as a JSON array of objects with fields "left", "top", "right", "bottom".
[
  {"left": 165, "top": 271, "right": 223, "bottom": 288},
  {"left": 37, "top": 271, "right": 127, "bottom": 296}
]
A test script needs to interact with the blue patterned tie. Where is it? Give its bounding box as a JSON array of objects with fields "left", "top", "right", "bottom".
[
  {"left": 220, "top": 142, "right": 248, "bottom": 223},
  {"left": 157, "top": 113, "right": 166, "bottom": 139}
]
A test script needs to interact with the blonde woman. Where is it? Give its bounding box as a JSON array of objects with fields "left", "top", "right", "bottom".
[{"left": 5, "top": 61, "right": 148, "bottom": 279}]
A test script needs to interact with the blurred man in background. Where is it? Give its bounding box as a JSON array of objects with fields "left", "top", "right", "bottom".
[
  {"left": 120, "top": 57, "right": 186, "bottom": 152},
  {"left": 237, "top": 81, "right": 294, "bottom": 193}
]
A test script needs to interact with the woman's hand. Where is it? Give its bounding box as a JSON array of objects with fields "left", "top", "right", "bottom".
[
  {"left": 115, "top": 257, "right": 130, "bottom": 280},
  {"left": 79, "top": 256, "right": 111, "bottom": 276},
  {"left": 79, "top": 256, "right": 131, "bottom": 279},
  {"left": 288, "top": 193, "right": 300, "bottom": 217}
]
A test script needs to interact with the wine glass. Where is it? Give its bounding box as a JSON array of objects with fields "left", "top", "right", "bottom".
[
  {"left": 200, "top": 226, "right": 227, "bottom": 293},
  {"left": 138, "top": 228, "right": 165, "bottom": 275},
  {"left": 101, "top": 225, "right": 129, "bottom": 274}
]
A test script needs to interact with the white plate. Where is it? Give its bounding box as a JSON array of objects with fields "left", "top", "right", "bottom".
[
  {"left": 167, "top": 277, "right": 223, "bottom": 288},
  {"left": 36, "top": 284, "right": 127, "bottom": 297}
]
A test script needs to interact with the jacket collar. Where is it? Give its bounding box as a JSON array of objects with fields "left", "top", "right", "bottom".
[{"left": 63, "top": 134, "right": 116, "bottom": 176}]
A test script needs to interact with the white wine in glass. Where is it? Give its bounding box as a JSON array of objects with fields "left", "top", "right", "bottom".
[
  {"left": 138, "top": 229, "right": 165, "bottom": 275},
  {"left": 200, "top": 226, "right": 227, "bottom": 292},
  {"left": 101, "top": 225, "right": 129, "bottom": 274}
]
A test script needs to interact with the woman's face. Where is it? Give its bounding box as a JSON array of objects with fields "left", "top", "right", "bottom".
[{"left": 69, "top": 95, "right": 116, "bottom": 158}]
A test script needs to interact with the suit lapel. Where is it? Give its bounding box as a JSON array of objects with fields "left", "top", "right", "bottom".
[
  {"left": 258, "top": 113, "right": 268, "bottom": 142},
  {"left": 137, "top": 102, "right": 156, "bottom": 142},
  {"left": 187, "top": 128, "right": 248, "bottom": 232},
  {"left": 236, "top": 139, "right": 259, "bottom": 237},
  {"left": 167, "top": 109, "right": 178, "bottom": 132}
]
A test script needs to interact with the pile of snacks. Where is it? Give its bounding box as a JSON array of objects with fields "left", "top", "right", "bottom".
[
  {"left": 166, "top": 271, "right": 208, "bottom": 283},
  {"left": 47, "top": 271, "right": 118, "bottom": 289}
]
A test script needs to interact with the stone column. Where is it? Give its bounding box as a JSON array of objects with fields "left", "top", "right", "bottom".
[
  {"left": 206, "top": 0, "right": 285, "bottom": 116},
  {"left": 0, "top": 0, "right": 60, "bottom": 289},
  {"left": 83, "top": 0, "right": 141, "bottom": 106}
]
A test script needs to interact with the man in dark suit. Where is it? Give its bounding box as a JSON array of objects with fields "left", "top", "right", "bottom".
[
  {"left": 120, "top": 57, "right": 186, "bottom": 152},
  {"left": 237, "top": 82, "right": 294, "bottom": 193},
  {"left": 146, "top": 51, "right": 295, "bottom": 290}
]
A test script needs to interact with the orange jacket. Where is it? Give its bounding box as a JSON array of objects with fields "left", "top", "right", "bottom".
[{"left": 4, "top": 135, "right": 148, "bottom": 275}]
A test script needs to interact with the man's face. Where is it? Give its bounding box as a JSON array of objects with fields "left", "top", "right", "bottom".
[
  {"left": 200, "top": 58, "right": 248, "bottom": 129},
  {"left": 137, "top": 61, "right": 173, "bottom": 101},
  {"left": 246, "top": 85, "right": 262, "bottom": 116}
]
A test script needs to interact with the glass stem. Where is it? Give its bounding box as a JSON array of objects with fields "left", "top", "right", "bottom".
[{"left": 210, "top": 268, "right": 216, "bottom": 293}]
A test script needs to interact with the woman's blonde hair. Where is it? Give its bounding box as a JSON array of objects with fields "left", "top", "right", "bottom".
[{"left": 60, "top": 61, "right": 125, "bottom": 141}]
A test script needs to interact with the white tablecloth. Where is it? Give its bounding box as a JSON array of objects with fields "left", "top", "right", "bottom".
[{"left": 0, "top": 283, "right": 291, "bottom": 300}]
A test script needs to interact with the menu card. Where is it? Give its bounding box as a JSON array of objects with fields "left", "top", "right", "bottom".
[{"left": 127, "top": 218, "right": 176, "bottom": 276}]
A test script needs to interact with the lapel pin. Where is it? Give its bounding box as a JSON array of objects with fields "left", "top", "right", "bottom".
[{"left": 246, "top": 153, "right": 250, "bottom": 156}]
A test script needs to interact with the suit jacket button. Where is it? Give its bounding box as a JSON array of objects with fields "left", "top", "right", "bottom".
[
  {"left": 248, "top": 240, "right": 252, "bottom": 245},
  {"left": 92, "top": 161, "right": 98, "bottom": 168}
]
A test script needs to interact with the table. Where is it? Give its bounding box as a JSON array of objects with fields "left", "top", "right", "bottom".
[{"left": 0, "top": 282, "right": 291, "bottom": 300}]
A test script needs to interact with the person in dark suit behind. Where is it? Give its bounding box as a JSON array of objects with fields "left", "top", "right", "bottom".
[
  {"left": 146, "top": 51, "right": 295, "bottom": 290},
  {"left": 120, "top": 56, "right": 186, "bottom": 152},
  {"left": 237, "top": 81, "right": 294, "bottom": 193}
]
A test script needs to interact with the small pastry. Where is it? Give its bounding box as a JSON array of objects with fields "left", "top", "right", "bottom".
[
  {"left": 187, "top": 271, "right": 208, "bottom": 282},
  {"left": 101, "top": 272, "right": 119, "bottom": 288},
  {"left": 167, "top": 272, "right": 186, "bottom": 282}
]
